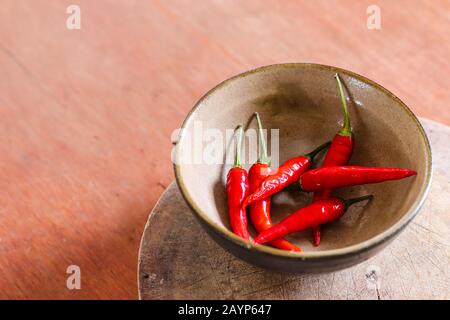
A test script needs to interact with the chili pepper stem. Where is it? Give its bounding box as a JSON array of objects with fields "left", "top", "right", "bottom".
[
  {"left": 304, "top": 141, "right": 332, "bottom": 160},
  {"left": 254, "top": 112, "right": 270, "bottom": 165},
  {"left": 335, "top": 74, "right": 351, "bottom": 137},
  {"left": 342, "top": 195, "right": 373, "bottom": 210},
  {"left": 235, "top": 125, "right": 243, "bottom": 167}
]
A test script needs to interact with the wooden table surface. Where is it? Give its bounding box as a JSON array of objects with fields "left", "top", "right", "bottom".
[{"left": 0, "top": 0, "right": 448, "bottom": 299}]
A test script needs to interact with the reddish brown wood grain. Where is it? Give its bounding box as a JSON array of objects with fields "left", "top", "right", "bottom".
[{"left": 0, "top": 0, "right": 448, "bottom": 299}]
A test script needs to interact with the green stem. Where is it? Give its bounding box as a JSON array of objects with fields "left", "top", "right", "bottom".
[
  {"left": 335, "top": 73, "right": 351, "bottom": 136},
  {"left": 304, "top": 141, "right": 331, "bottom": 160},
  {"left": 254, "top": 112, "right": 270, "bottom": 165},
  {"left": 343, "top": 195, "right": 373, "bottom": 210},
  {"left": 235, "top": 125, "right": 243, "bottom": 167}
]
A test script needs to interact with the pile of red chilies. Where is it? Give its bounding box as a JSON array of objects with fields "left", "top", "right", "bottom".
[{"left": 226, "top": 74, "right": 416, "bottom": 251}]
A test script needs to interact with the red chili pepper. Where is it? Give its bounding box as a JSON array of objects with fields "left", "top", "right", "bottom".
[
  {"left": 312, "top": 74, "right": 354, "bottom": 246},
  {"left": 299, "top": 166, "right": 417, "bottom": 192},
  {"left": 242, "top": 140, "right": 331, "bottom": 209},
  {"left": 249, "top": 113, "right": 301, "bottom": 251},
  {"left": 226, "top": 126, "right": 250, "bottom": 240},
  {"left": 254, "top": 195, "right": 373, "bottom": 245}
]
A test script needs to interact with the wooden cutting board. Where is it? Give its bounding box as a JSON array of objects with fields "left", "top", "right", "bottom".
[{"left": 138, "top": 118, "right": 450, "bottom": 299}]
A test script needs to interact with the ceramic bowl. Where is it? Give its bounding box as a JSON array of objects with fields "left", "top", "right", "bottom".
[{"left": 174, "top": 63, "right": 432, "bottom": 273}]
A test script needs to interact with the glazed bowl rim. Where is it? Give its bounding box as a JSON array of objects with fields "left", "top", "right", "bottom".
[{"left": 174, "top": 62, "right": 433, "bottom": 260}]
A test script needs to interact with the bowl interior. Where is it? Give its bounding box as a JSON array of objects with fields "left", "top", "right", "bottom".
[{"left": 176, "top": 64, "right": 430, "bottom": 252}]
